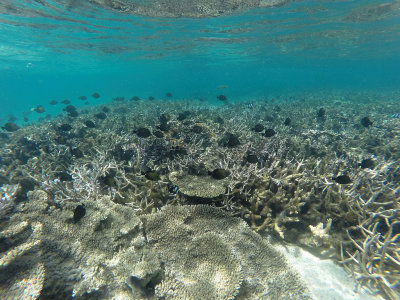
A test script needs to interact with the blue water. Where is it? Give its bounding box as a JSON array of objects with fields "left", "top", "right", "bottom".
[{"left": 0, "top": 0, "right": 400, "bottom": 122}]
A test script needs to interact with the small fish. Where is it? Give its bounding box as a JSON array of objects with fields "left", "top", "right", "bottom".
[
  {"left": 92, "top": 92, "right": 100, "bottom": 99},
  {"left": 217, "top": 95, "right": 227, "bottom": 101},
  {"left": 62, "top": 99, "right": 70, "bottom": 104},
  {"left": 49, "top": 100, "right": 58, "bottom": 105},
  {"left": 2, "top": 122, "right": 19, "bottom": 132},
  {"left": 246, "top": 103, "right": 254, "bottom": 109},
  {"left": 360, "top": 116, "right": 372, "bottom": 128},
  {"left": 32, "top": 105, "right": 45, "bottom": 113},
  {"left": 79, "top": 96, "right": 87, "bottom": 100},
  {"left": 8, "top": 115, "right": 17, "bottom": 122},
  {"left": 392, "top": 113, "right": 400, "bottom": 118},
  {"left": 217, "top": 85, "right": 228, "bottom": 89},
  {"left": 73, "top": 204, "right": 86, "bottom": 223},
  {"left": 333, "top": 175, "right": 352, "bottom": 184}
]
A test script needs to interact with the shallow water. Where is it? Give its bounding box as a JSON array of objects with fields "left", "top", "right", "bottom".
[{"left": 0, "top": 1, "right": 399, "bottom": 299}]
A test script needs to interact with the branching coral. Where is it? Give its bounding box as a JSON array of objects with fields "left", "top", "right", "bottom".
[{"left": 1, "top": 93, "right": 400, "bottom": 298}]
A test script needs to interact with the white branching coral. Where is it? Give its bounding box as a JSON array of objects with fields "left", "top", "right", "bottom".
[{"left": 309, "top": 219, "right": 332, "bottom": 240}]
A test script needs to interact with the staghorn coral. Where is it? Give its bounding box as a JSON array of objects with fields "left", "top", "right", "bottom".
[
  {"left": 1, "top": 91, "right": 400, "bottom": 297},
  {"left": 336, "top": 161, "right": 400, "bottom": 299}
]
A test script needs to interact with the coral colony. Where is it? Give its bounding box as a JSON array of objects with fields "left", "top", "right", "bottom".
[{"left": 0, "top": 91, "right": 399, "bottom": 299}]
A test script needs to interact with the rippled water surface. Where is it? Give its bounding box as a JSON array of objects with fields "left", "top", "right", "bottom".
[
  {"left": 1, "top": 1, "right": 400, "bottom": 66},
  {"left": 0, "top": 0, "right": 400, "bottom": 119}
]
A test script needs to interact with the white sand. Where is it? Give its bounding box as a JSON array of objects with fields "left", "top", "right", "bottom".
[{"left": 272, "top": 243, "right": 383, "bottom": 300}]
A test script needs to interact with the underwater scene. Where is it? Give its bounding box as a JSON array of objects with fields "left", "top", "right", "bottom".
[{"left": 1, "top": 0, "right": 400, "bottom": 299}]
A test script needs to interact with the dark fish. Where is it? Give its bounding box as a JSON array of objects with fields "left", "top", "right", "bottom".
[
  {"left": 94, "top": 112, "right": 107, "bottom": 120},
  {"left": 217, "top": 95, "right": 227, "bottom": 101},
  {"left": 148, "top": 96, "right": 154, "bottom": 101},
  {"left": 221, "top": 133, "right": 240, "bottom": 147},
  {"left": 145, "top": 170, "right": 159, "bottom": 181},
  {"left": 62, "top": 99, "right": 70, "bottom": 104},
  {"left": 57, "top": 171, "right": 73, "bottom": 182},
  {"left": 84, "top": 120, "right": 96, "bottom": 128},
  {"left": 253, "top": 124, "right": 264, "bottom": 132},
  {"left": 57, "top": 124, "right": 72, "bottom": 131},
  {"left": 210, "top": 168, "right": 230, "bottom": 180},
  {"left": 71, "top": 148, "right": 84, "bottom": 158},
  {"left": 284, "top": 117, "right": 291, "bottom": 126},
  {"left": 131, "top": 96, "right": 140, "bottom": 101},
  {"left": 32, "top": 105, "right": 45, "bottom": 113},
  {"left": 84, "top": 101, "right": 89, "bottom": 105},
  {"left": 153, "top": 130, "right": 164, "bottom": 138},
  {"left": 73, "top": 204, "right": 86, "bottom": 223},
  {"left": 135, "top": 127, "right": 151, "bottom": 138},
  {"left": 92, "top": 92, "right": 100, "bottom": 98},
  {"left": 177, "top": 110, "right": 191, "bottom": 121},
  {"left": 68, "top": 110, "right": 79, "bottom": 117},
  {"left": 102, "top": 106, "right": 110, "bottom": 113},
  {"left": 360, "top": 158, "right": 375, "bottom": 169},
  {"left": 2, "top": 122, "right": 19, "bottom": 132},
  {"left": 264, "top": 128, "right": 276, "bottom": 137},
  {"left": 64, "top": 105, "right": 77, "bottom": 113},
  {"left": 159, "top": 113, "right": 170, "bottom": 123},
  {"left": 79, "top": 96, "right": 87, "bottom": 100},
  {"left": 112, "top": 97, "right": 125, "bottom": 102},
  {"left": 317, "top": 108, "right": 326, "bottom": 118},
  {"left": 361, "top": 117, "right": 372, "bottom": 128},
  {"left": 333, "top": 175, "right": 352, "bottom": 184},
  {"left": 23, "top": 117, "right": 29, "bottom": 122},
  {"left": 245, "top": 154, "right": 258, "bottom": 164},
  {"left": 166, "top": 92, "right": 173, "bottom": 98},
  {"left": 8, "top": 115, "right": 17, "bottom": 122},
  {"left": 49, "top": 100, "right": 58, "bottom": 105}
]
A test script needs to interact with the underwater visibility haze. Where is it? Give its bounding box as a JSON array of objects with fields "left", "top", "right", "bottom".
[{"left": 0, "top": 0, "right": 400, "bottom": 299}]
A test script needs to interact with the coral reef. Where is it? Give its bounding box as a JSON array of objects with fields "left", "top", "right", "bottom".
[
  {"left": 0, "top": 186, "right": 309, "bottom": 299},
  {"left": 1, "top": 90, "right": 400, "bottom": 298}
]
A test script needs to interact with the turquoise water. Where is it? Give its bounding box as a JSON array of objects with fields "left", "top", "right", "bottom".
[
  {"left": 1, "top": 0, "right": 400, "bottom": 122},
  {"left": 1, "top": 1, "right": 400, "bottom": 299}
]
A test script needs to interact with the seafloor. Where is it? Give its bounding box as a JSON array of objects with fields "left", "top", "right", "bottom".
[{"left": 0, "top": 90, "right": 399, "bottom": 299}]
